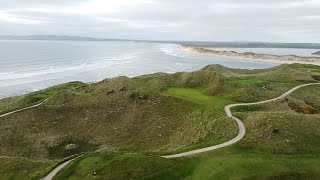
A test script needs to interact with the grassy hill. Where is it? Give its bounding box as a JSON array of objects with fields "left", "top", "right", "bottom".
[
  {"left": 232, "top": 84, "right": 320, "bottom": 154},
  {"left": 0, "top": 157, "right": 56, "bottom": 180},
  {"left": 0, "top": 81, "right": 85, "bottom": 115},
  {"left": 54, "top": 149, "right": 320, "bottom": 180},
  {"left": 1, "top": 63, "right": 320, "bottom": 179}
]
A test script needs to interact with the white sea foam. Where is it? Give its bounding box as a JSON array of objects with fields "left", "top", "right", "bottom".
[
  {"left": 158, "top": 44, "right": 186, "bottom": 57},
  {"left": 0, "top": 53, "right": 138, "bottom": 82},
  {"left": 0, "top": 41, "right": 275, "bottom": 99}
]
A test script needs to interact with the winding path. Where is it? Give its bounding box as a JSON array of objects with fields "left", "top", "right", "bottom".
[
  {"left": 1, "top": 83, "right": 319, "bottom": 179},
  {"left": 0, "top": 101, "right": 45, "bottom": 118},
  {"left": 43, "top": 159, "right": 73, "bottom": 180},
  {"left": 162, "top": 82, "right": 320, "bottom": 158}
]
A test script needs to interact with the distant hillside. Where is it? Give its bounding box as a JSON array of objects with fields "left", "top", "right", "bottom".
[
  {"left": 1, "top": 35, "right": 320, "bottom": 49},
  {"left": 0, "top": 35, "right": 111, "bottom": 41},
  {"left": 183, "top": 46, "right": 320, "bottom": 65},
  {"left": 183, "top": 42, "right": 320, "bottom": 49},
  {"left": 0, "top": 35, "right": 138, "bottom": 42}
]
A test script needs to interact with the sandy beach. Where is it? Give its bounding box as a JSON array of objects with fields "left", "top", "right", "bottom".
[{"left": 182, "top": 45, "right": 320, "bottom": 66}]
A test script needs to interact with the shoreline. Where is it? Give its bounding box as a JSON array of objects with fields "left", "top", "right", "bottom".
[
  {"left": 2, "top": 45, "right": 319, "bottom": 100},
  {"left": 181, "top": 45, "right": 320, "bottom": 66}
]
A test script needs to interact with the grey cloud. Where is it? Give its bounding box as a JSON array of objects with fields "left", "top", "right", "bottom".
[{"left": 0, "top": 0, "right": 319, "bottom": 42}]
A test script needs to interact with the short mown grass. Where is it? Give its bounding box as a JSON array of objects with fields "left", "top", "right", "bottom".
[
  {"left": 54, "top": 148, "right": 320, "bottom": 180},
  {"left": 186, "top": 148, "right": 320, "bottom": 180},
  {"left": 54, "top": 153, "right": 189, "bottom": 180},
  {"left": 162, "top": 87, "right": 234, "bottom": 108}
]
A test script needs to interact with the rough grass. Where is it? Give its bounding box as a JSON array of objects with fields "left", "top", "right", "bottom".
[
  {"left": 25, "top": 81, "right": 85, "bottom": 103},
  {"left": 235, "top": 111, "right": 320, "bottom": 154},
  {"left": 1, "top": 63, "right": 320, "bottom": 179},
  {"left": 54, "top": 65, "right": 320, "bottom": 180},
  {"left": 160, "top": 87, "right": 237, "bottom": 154},
  {"left": 0, "top": 81, "right": 84, "bottom": 114},
  {"left": 0, "top": 78, "right": 237, "bottom": 159},
  {"left": 232, "top": 84, "right": 320, "bottom": 154},
  {"left": 230, "top": 79, "right": 265, "bottom": 85},
  {"left": 48, "top": 140, "right": 98, "bottom": 160},
  {"left": 0, "top": 157, "right": 56, "bottom": 180}
]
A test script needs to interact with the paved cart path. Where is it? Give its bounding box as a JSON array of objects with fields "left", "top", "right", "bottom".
[{"left": 162, "top": 83, "right": 320, "bottom": 158}]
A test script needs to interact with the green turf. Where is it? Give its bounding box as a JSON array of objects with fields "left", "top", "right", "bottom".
[
  {"left": 54, "top": 153, "right": 189, "bottom": 180},
  {"left": 186, "top": 149, "right": 320, "bottom": 180},
  {"left": 162, "top": 87, "right": 234, "bottom": 107},
  {"left": 54, "top": 149, "right": 320, "bottom": 180},
  {"left": 25, "top": 81, "right": 85, "bottom": 103}
]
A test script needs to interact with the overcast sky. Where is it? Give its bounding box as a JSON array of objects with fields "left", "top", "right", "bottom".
[{"left": 0, "top": 0, "right": 319, "bottom": 42}]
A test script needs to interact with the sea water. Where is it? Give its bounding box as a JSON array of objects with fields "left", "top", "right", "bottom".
[{"left": 0, "top": 40, "right": 276, "bottom": 98}]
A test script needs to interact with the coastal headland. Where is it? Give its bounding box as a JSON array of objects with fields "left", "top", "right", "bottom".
[{"left": 182, "top": 45, "right": 320, "bottom": 65}]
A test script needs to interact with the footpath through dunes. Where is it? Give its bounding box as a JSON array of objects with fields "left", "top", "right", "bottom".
[
  {"left": 43, "top": 159, "right": 73, "bottom": 180},
  {"left": 0, "top": 101, "right": 44, "bottom": 118},
  {"left": 0, "top": 81, "right": 85, "bottom": 115},
  {"left": 1, "top": 63, "right": 320, "bottom": 179},
  {"left": 40, "top": 83, "right": 320, "bottom": 179},
  {"left": 162, "top": 82, "right": 320, "bottom": 158}
]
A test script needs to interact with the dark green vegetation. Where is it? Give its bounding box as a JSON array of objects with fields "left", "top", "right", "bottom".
[
  {"left": 1, "top": 63, "right": 320, "bottom": 179},
  {"left": 48, "top": 141, "right": 98, "bottom": 160}
]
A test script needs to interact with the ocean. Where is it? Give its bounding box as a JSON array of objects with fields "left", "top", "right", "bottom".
[{"left": 0, "top": 40, "right": 279, "bottom": 98}]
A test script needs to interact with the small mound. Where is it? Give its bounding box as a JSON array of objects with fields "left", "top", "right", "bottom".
[{"left": 64, "top": 144, "right": 78, "bottom": 150}]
